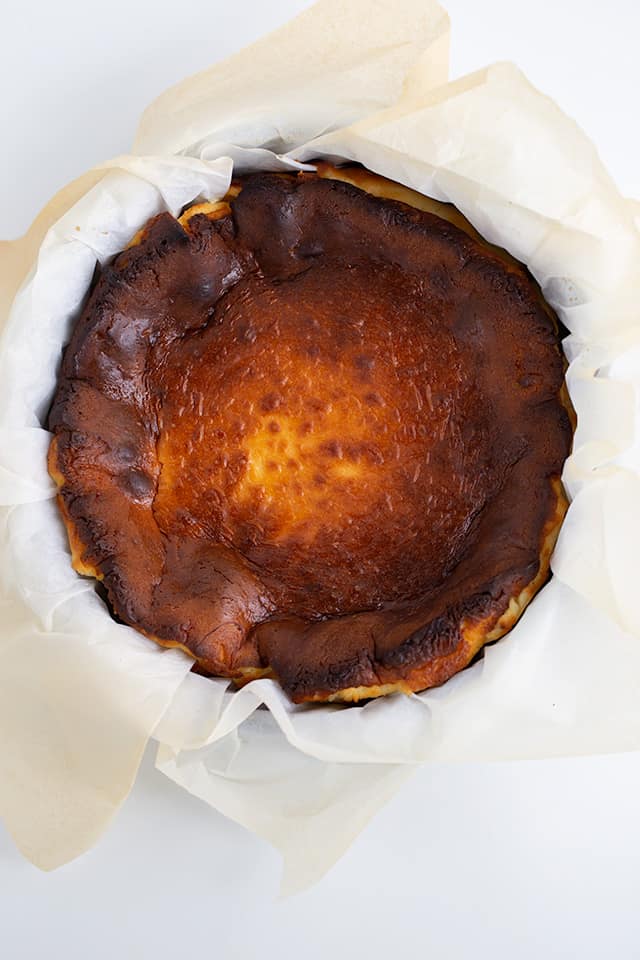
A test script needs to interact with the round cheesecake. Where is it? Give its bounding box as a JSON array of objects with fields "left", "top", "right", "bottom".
[{"left": 48, "top": 164, "right": 573, "bottom": 703}]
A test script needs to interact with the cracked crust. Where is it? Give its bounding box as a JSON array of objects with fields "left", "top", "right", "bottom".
[{"left": 48, "top": 164, "right": 573, "bottom": 703}]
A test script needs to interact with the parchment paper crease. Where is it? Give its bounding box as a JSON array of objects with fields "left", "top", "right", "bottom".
[{"left": 1, "top": 0, "right": 639, "bottom": 894}]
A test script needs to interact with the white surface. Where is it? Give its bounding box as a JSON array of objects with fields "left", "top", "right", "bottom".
[{"left": 2, "top": 0, "right": 640, "bottom": 956}]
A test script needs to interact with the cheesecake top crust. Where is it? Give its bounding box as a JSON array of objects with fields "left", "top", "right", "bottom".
[{"left": 48, "top": 165, "right": 573, "bottom": 702}]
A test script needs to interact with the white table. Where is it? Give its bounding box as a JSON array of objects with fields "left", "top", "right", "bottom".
[{"left": 2, "top": 2, "right": 639, "bottom": 956}]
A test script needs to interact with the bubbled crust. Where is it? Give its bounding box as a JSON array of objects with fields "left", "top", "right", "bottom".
[{"left": 48, "top": 166, "right": 573, "bottom": 703}]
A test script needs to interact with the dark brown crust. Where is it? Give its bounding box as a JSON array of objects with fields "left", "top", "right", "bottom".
[{"left": 48, "top": 167, "right": 573, "bottom": 703}]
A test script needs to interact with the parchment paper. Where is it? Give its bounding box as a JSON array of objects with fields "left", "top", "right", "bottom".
[{"left": 1, "top": 0, "right": 639, "bottom": 894}]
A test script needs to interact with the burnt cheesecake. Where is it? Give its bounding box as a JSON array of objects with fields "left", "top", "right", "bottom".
[{"left": 48, "top": 163, "right": 573, "bottom": 703}]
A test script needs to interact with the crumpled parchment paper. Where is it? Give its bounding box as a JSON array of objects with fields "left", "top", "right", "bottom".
[{"left": 1, "top": 0, "right": 639, "bottom": 895}]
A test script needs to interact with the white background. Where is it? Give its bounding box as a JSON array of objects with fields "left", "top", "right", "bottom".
[{"left": 2, "top": 1, "right": 640, "bottom": 956}]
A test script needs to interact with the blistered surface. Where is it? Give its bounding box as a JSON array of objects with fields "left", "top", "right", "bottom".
[{"left": 49, "top": 173, "right": 570, "bottom": 700}]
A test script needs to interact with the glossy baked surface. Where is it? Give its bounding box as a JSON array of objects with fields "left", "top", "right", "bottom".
[{"left": 48, "top": 167, "right": 572, "bottom": 702}]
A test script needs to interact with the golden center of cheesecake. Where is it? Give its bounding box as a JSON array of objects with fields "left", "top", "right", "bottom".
[{"left": 153, "top": 260, "right": 492, "bottom": 616}]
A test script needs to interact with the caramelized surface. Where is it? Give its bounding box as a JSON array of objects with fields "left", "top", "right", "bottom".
[
  {"left": 48, "top": 167, "right": 573, "bottom": 702},
  {"left": 155, "top": 260, "right": 491, "bottom": 617}
]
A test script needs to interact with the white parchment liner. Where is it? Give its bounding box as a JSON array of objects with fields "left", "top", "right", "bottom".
[{"left": 1, "top": 0, "right": 639, "bottom": 894}]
